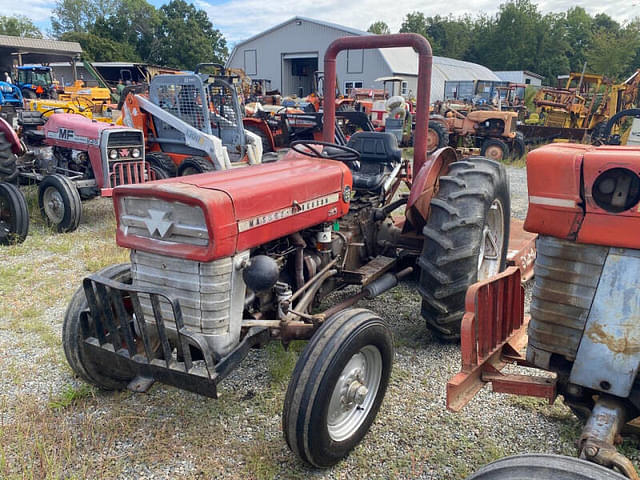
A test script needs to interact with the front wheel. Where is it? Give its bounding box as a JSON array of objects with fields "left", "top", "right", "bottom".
[
  {"left": 283, "top": 308, "right": 393, "bottom": 468},
  {"left": 37, "top": 174, "right": 81, "bottom": 232},
  {"left": 62, "top": 263, "right": 135, "bottom": 390},
  {"left": 0, "top": 182, "right": 29, "bottom": 244},
  {"left": 481, "top": 138, "right": 509, "bottom": 161},
  {"left": 177, "top": 156, "right": 215, "bottom": 176},
  {"left": 418, "top": 157, "right": 510, "bottom": 340}
]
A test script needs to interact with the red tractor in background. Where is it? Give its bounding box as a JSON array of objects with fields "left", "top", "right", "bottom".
[
  {"left": 0, "top": 112, "right": 148, "bottom": 234},
  {"left": 449, "top": 143, "right": 640, "bottom": 478},
  {"left": 61, "top": 34, "right": 535, "bottom": 467}
]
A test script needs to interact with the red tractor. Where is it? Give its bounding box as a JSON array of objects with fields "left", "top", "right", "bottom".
[
  {"left": 62, "top": 34, "right": 535, "bottom": 467},
  {"left": 448, "top": 143, "right": 640, "bottom": 479},
  {"left": 0, "top": 111, "right": 149, "bottom": 233}
]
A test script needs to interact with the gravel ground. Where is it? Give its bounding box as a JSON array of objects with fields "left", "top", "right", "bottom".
[{"left": 1, "top": 164, "right": 637, "bottom": 479}]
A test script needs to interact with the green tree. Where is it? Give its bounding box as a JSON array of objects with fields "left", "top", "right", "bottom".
[
  {"left": 61, "top": 31, "right": 139, "bottom": 62},
  {"left": 564, "top": 7, "right": 593, "bottom": 72},
  {"left": 0, "top": 15, "right": 42, "bottom": 38},
  {"left": 400, "top": 12, "right": 430, "bottom": 39},
  {"left": 51, "top": 0, "right": 117, "bottom": 37},
  {"left": 367, "top": 21, "right": 390, "bottom": 35},
  {"left": 152, "top": 0, "right": 227, "bottom": 69},
  {"left": 586, "top": 30, "right": 640, "bottom": 80}
]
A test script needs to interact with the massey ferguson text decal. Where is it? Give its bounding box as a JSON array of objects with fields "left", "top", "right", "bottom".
[
  {"left": 238, "top": 193, "right": 340, "bottom": 232},
  {"left": 47, "top": 128, "right": 90, "bottom": 145}
]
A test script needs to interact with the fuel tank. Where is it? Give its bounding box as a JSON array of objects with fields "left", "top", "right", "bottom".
[{"left": 113, "top": 154, "right": 353, "bottom": 262}]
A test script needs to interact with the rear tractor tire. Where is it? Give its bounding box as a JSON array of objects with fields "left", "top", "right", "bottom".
[
  {"left": 62, "top": 263, "right": 136, "bottom": 390},
  {"left": 245, "top": 125, "right": 274, "bottom": 153},
  {"left": 510, "top": 132, "right": 526, "bottom": 160},
  {"left": 0, "top": 182, "right": 29, "bottom": 244},
  {"left": 418, "top": 157, "right": 510, "bottom": 340},
  {"left": 0, "top": 129, "right": 18, "bottom": 183},
  {"left": 283, "top": 308, "right": 393, "bottom": 468},
  {"left": 146, "top": 152, "right": 177, "bottom": 177},
  {"left": 177, "top": 156, "right": 215, "bottom": 176},
  {"left": 427, "top": 121, "right": 450, "bottom": 153},
  {"left": 37, "top": 174, "right": 82, "bottom": 233}
]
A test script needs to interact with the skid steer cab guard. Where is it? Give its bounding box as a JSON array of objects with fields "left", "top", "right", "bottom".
[{"left": 448, "top": 143, "right": 640, "bottom": 479}]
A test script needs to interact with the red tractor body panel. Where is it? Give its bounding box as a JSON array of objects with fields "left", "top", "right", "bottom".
[
  {"left": 113, "top": 154, "right": 353, "bottom": 262},
  {"left": 525, "top": 143, "right": 640, "bottom": 249},
  {"left": 43, "top": 113, "right": 143, "bottom": 191}
]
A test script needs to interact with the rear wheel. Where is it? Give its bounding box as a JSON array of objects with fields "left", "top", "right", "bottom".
[
  {"left": 62, "top": 263, "right": 135, "bottom": 390},
  {"left": 37, "top": 174, "right": 82, "bottom": 232},
  {"left": 0, "top": 182, "right": 28, "bottom": 244},
  {"left": 465, "top": 454, "right": 627, "bottom": 479},
  {"left": 427, "top": 121, "right": 450, "bottom": 153},
  {"left": 22, "top": 88, "right": 36, "bottom": 99},
  {"left": 283, "top": 308, "right": 393, "bottom": 468},
  {"left": 0, "top": 129, "right": 18, "bottom": 182},
  {"left": 177, "top": 156, "right": 215, "bottom": 176},
  {"left": 418, "top": 157, "right": 510, "bottom": 340},
  {"left": 481, "top": 138, "right": 509, "bottom": 161},
  {"left": 510, "top": 133, "right": 526, "bottom": 160}
]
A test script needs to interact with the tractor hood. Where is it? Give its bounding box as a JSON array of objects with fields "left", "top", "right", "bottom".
[
  {"left": 113, "top": 155, "right": 353, "bottom": 262},
  {"left": 525, "top": 142, "right": 640, "bottom": 249}
]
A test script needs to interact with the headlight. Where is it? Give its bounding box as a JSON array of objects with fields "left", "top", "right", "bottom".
[
  {"left": 131, "top": 148, "right": 141, "bottom": 158},
  {"left": 109, "top": 149, "right": 118, "bottom": 160}
]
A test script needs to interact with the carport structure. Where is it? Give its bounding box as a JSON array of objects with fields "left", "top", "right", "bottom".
[{"left": 0, "top": 34, "right": 82, "bottom": 79}]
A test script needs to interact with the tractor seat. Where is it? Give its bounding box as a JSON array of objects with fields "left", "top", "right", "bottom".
[{"left": 346, "top": 132, "right": 402, "bottom": 191}]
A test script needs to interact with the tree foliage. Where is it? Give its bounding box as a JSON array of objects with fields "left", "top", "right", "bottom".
[
  {"left": 367, "top": 21, "right": 390, "bottom": 35},
  {"left": 51, "top": 0, "right": 227, "bottom": 68},
  {"left": 398, "top": 1, "right": 640, "bottom": 83},
  {"left": 0, "top": 15, "right": 42, "bottom": 38}
]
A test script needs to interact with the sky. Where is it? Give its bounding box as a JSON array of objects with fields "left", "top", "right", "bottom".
[{"left": 3, "top": 0, "right": 639, "bottom": 46}]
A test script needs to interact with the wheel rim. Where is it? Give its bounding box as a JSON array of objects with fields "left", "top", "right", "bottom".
[
  {"left": 0, "top": 193, "right": 11, "bottom": 240},
  {"left": 43, "top": 186, "right": 65, "bottom": 224},
  {"left": 485, "top": 145, "right": 504, "bottom": 160},
  {"left": 327, "top": 345, "right": 382, "bottom": 442},
  {"left": 477, "top": 199, "right": 505, "bottom": 281}
]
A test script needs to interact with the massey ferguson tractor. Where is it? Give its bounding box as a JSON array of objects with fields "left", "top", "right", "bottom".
[
  {"left": 0, "top": 112, "right": 149, "bottom": 233},
  {"left": 61, "top": 34, "right": 534, "bottom": 467},
  {"left": 448, "top": 142, "right": 640, "bottom": 478}
]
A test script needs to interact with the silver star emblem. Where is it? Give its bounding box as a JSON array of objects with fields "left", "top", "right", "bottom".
[{"left": 143, "top": 209, "right": 173, "bottom": 238}]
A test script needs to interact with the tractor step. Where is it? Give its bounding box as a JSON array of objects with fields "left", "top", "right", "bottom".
[{"left": 342, "top": 255, "right": 396, "bottom": 286}]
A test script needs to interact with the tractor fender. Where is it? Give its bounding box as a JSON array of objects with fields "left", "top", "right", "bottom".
[
  {"left": 406, "top": 146, "right": 458, "bottom": 229},
  {"left": 0, "top": 116, "right": 25, "bottom": 155},
  {"left": 243, "top": 117, "right": 276, "bottom": 150}
]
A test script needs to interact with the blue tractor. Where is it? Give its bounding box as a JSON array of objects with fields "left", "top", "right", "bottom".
[
  {"left": 15, "top": 66, "right": 58, "bottom": 99},
  {"left": 0, "top": 81, "right": 24, "bottom": 126}
]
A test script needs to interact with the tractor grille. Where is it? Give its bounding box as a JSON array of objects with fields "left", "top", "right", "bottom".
[
  {"left": 107, "top": 130, "right": 144, "bottom": 147},
  {"left": 527, "top": 235, "right": 608, "bottom": 369},
  {"left": 110, "top": 161, "right": 152, "bottom": 188},
  {"left": 131, "top": 250, "right": 233, "bottom": 336}
]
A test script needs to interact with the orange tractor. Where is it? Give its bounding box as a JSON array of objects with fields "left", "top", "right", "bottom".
[{"left": 449, "top": 142, "right": 640, "bottom": 479}]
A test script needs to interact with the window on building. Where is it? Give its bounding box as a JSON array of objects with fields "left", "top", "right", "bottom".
[
  {"left": 344, "top": 81, "right": 363, "bottom": 95},
  {"left": 401, "top": 81, "right": 408, "bottom": 96},
  {"left": 525, "top": 78, "right": 531, "bottom": 85}
]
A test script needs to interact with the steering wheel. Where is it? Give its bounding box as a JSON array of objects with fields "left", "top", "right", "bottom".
[
  {"left": 290, "top": 140, "right": 360, "bottom": 163},
  {"left": 72, "top": 97, "right": 95, "bottom": 111},
  {"left": 40, "top": 106, "right": 75, "bottom": 117}
]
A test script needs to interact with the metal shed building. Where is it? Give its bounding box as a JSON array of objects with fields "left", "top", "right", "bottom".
[
  {"left": 0, "top": 35, "right": 82, "bottom": 73},
  {"left": 226, "top": 16, "right": 499, "bottom": 101}
]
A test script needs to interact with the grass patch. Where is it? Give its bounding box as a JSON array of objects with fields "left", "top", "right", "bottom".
[{"left": 49, "top": 384, "right": 94, "bottom": 410}]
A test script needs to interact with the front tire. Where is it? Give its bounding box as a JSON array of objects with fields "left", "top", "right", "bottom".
[
  {"left": 0, "top": 182, "right": 28, "bottom": 244},
  {"left": 37, "top": 174, "right": 81, "bottom": 232},
  {"left": 177, "top": 156, "right": 215, "bottom": 176},
  {"left": 418, "top": 157, "right": 510, "bottom": 340},
  {"left": 146, "top": 152, "right": 176, "bottom": 176},
  {"left": 62, "top": 263, "right": 135, "bottom": 390},
  {"left": 427, "top": 121, "right": 450, "bottom": 153},
  {"left": 481, "top": 138, "right": 509, "bottom": 161},
  {"left": 283, "top": 308, "right": 393, "bottom": 468}
]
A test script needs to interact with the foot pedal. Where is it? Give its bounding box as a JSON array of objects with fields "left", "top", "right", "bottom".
[{"left": 127, "top": 375, "right": 155, "bottom": 393}]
